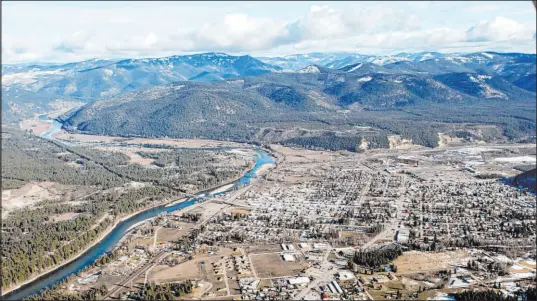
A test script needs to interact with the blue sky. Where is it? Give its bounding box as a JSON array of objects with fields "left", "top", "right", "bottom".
[{"left": 2, "top": 1, "right": 536, "bottom": 63}]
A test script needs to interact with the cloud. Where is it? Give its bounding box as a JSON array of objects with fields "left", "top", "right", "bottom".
[
  {"left": 184, "top": 14, "right": 292, "bottom": 52},
  {"left": 292, "top": 5, "right": 421, "bottom": 40},
  {"left": 466, "top": 4, "right": 501, "bottom": 13},
  {"left": 2, "top": 2, "right": 536, "bottom": 63},
  {"left": 466, "top": 16, "right": 535, "bottom": 42},
  {"left": 145, "top": 33, "right": 158, "bottom": 47},
  {"left": 287, "top": 27, "right": 466, "bottom": 53}
]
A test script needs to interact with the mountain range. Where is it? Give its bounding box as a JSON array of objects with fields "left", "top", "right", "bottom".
[
  {"left": 61, "top": 53, "right": 535, "bottom": 150},
  {"left": 3, "top": 51, "right": 534, "bottom": 101},
  {"left": 3, "top": 51, "right": 536, "bottom": 150}
]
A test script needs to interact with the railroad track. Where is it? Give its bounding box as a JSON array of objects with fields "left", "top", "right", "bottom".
[{"left": 104, "top": 252, "right": 169, "bottom": 299}]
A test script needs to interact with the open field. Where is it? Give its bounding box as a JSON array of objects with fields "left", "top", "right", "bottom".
[
  {"left": 148, "top": 248, "right": 235, "bottom": 284},
  {"left": 49, "top": 212, "right": 80, "bottom": 222},
  {"left": 1, "top": 182, "right": 94, "bottom": 218},
  {"left": 245, "top": 244, "right": 283, "bottom": 255},
  {"left": 54, "top": 131, "right": 246, "bottom": 149},
  {"left": 188, "top": 202, "right": 230, "bottom": 222},
  {"left": 2, "top": 182, "right": 57, "bottom": 217},
  {"left": 156, "top": 224, "right": 196, "bottom": 243},
  {"left": 229, "top": 208, "right": 251, "bottom": 215},
  {"left": 94, "top": 146, "right": 163, "bottom": 166},
  {"left": 270, "top": 144, "right": 343, "bottom": 163},
  {"left": 19, "top": 119, "right": 51, "bottom": 136},
  {"left": 250, "top": 252, "right": 309, "bottom": 278},
  {"left": 393, "top": 250, "right": 469, "bottom": 274}
]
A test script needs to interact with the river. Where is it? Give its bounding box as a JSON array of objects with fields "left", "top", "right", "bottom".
[{"left": 4, "top": 117, "right": 275, "bottom": 300}]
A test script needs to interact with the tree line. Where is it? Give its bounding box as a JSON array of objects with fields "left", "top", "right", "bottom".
[{"left": 352, "top": 244, "right": 403, "bottom": 268}]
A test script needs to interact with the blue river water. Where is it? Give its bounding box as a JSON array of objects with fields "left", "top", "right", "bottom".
[
  {"left": 4, "top": 118, "right": 275, "bottom": 300},
  {"left": 40, "top": 119, "right": 63, "bottom": 141}
]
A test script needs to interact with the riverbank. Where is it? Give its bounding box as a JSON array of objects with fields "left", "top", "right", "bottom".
[
  {"left": 4, "top": 191, "right": 211, "bottom": 296},
  {"left": 2, "top": 214, "right": 114, "bottom": 295},
  {"left": 2, "top": 149, "right": 268, "bottom": 298}
]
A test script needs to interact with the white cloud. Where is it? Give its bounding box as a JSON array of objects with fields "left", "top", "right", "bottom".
[
  {"left": 466, "top": 16, "right": 536, "bottom": 42},
  {"left": 1, "top": 2, "right": 535, "bottom": 63},
  {"left": 294, "top": 5, "right": 421, "bottom": 40},
  {"left": 187, "top": 14, "right": 291, "bottom": 51},
  {"left": 300, "top": 6, "right": 348, "bottom": 39},
  {"left": 466, "top": 4, "right": 501, "bottom": 13},
  {"left": 145, "top": 33, "right": 158, "bottom": 47}
]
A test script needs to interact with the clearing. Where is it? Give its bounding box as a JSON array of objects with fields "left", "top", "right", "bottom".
[
  {"left": 250, "top": 252, "right": 309, "bottom": 278},
  {"left": 393, "top": 250, "right": 468, "bottom": 274}
]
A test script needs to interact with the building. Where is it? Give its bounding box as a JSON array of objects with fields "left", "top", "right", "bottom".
[
  {"left": 396, "top": 228, "right": 410, "bottom": 243},
  {"left": 332, "top": 281, "right": 343, "bottom": 294},
  {"left": 288, "top": 277, "right": 310, "bottom": 285},
  {"left": 337, "top": 271, "right": 356, "bottom": 281},
  {"left": 282, "top": 254, "right": 296, "bottom": 261}
]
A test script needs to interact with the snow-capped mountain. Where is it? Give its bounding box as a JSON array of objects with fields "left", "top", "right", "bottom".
[
  {"left": 2, "top": 53, "right": 281, "bottom": 101},
  {"left": 258, "top": 52, "right": 361, "bottom": 71},
  {"left": 297, "top": 65, "right": 321, "bottom": 73},
  {"left": 2, "top": 51, "right": 535, "bottom": 122}
]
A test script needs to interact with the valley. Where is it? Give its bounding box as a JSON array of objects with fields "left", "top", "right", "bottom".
[
  {"left": 1, "top": 120, "right": 271, "bottom": 298},
  {"left": 2, "top": 50, "right": 536, "bottom": 301},
  {"left": 6, "top": 124, "right": 534, "bottom": 301}
]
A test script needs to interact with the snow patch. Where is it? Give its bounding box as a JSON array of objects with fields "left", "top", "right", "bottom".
[
  {"left": 468, "top": 75, "right": 480, "bottom": 83},
  {"left": 298, "top": 65, "right": 320, "bottom": 73},
  {"left": 481, "top": 52, "right": 494, "bottom": 59},
  {"left": 2, "top": 70, "right": 65, "bottom": 86},
  {"left": 346, "top": 63, "right": 363, "bottom": 72},
  {"left": 419, "top": 53, "right": 434, "bottom": 62},
  {"left": 64, "top": 82, "right": 78, "bottom": 94}
]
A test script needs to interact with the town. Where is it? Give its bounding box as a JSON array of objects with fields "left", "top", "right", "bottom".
[{"left": 44, "top": 141, "right": 536, "bottom": 301}]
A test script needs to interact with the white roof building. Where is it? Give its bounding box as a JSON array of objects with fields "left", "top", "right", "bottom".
[
  {"left": 282, "top": 254, "right": 296, "bottom": 261},
  {"left": 337, "top": 271, "right": 356, "bottom": 281},
  {"left": 288, "top": 277, "right": 311, "bottom": 285}
]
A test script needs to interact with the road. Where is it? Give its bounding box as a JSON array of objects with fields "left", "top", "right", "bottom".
[
  {"left": 361, "top": 169, "right": 406, "bottom": 250},
  {"left": 292, "top": 245, "right": 334, "bottom": 300},
  {"left": 152, "top": 226, "right": 162, "bottom": 252},
  {"left": 112, "top": 175, "right": 263, "bottom": 298},
  {"left": 104, "top": 251, "right": 169, "bottom": 299},
  {"left": 192, "top": 281, "right": 213, "bottom": 299}
]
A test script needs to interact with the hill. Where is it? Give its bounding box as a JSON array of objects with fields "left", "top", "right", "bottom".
[
  {"left": 512, "top": 169, "right": 537, "bottom": 193},
  {"left": 1, "top": 53, "right": 281, "bottom": 121},
  {"left": 62, "top": 65, "right": 536, "bottom": 151},
  {"left": 3, "top": 51, "right": 534, "bottom": 122}
]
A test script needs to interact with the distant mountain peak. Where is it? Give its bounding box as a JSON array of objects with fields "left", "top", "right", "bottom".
[{"left": 298, "top": 65, "right": 321, "bottom": 73}]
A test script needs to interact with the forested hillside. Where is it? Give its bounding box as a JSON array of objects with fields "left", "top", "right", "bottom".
[
  {"left": 1, "top": 127, "right": 251, "bottom": 290},
  {"left": 62, "top": 63, "right": 536, "bottom": 151},
  {"left": 1, "top": 53, "right": 280, "bottom": 121}
]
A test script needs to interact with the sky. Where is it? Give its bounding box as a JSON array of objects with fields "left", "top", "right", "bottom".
[{"left": 2, "top": 1, "right": 536, "bottom": 64}]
